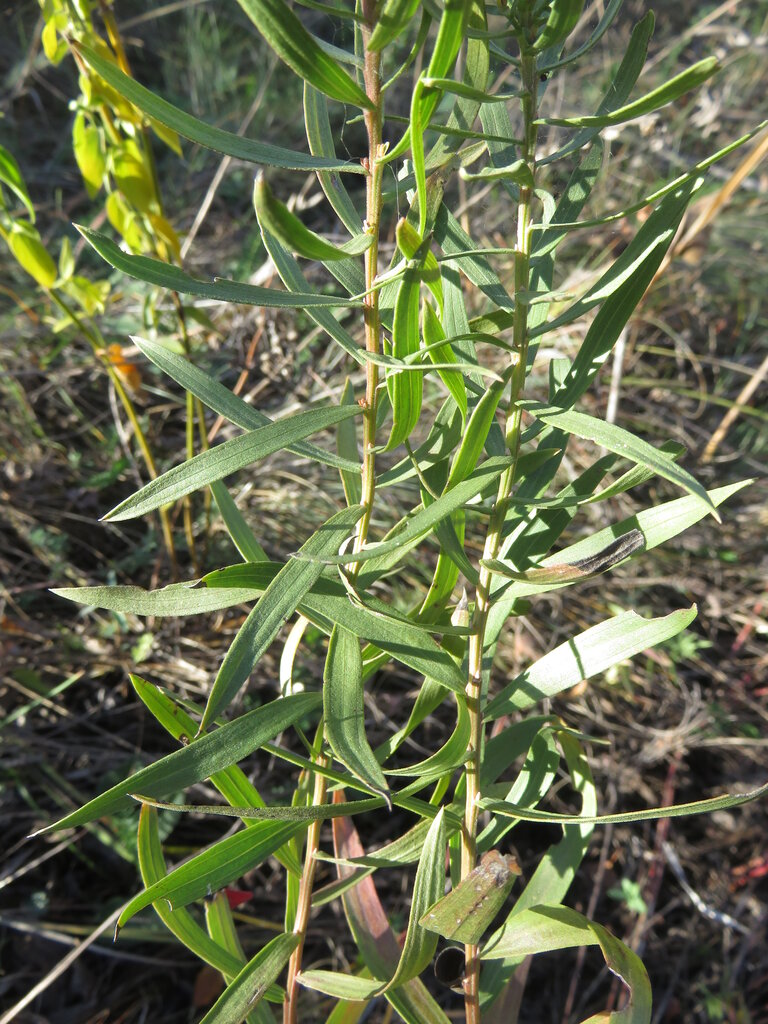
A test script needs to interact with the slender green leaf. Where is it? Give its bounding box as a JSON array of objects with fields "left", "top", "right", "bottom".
[
  {"left": 0, "top": 143, "right": 36, "bottom": 220},
  {"left": 518, "top": 402, "right": 715, "bottom": 515},
  {"left": 234, "top": 0, "right": 373, "bottom": 108},
  {"left": 539, "top": 12, "right": 654, "bottom": 165},
  {"left": 384, "top": 693, "right": 469, "bottom": 782},
  {"left": 533, "top": 0, "right": 586, "bottom": 53},
  {"left": 32, "top": 692, "right": 321, "bottom": 835},
  {"left": 367, "top": 0, "right": 421, "bottom": 51},
  {"left": 253, "top": 175, "right": 372, "bottom": 261},
  {"left": 481, "top": 905, "right": 651, "bottom": 1024},
  {"left": 103, "top": 406, "right": 362, "bottom": 522},
  {"left": 540, "top": 57, "right": 718, "bottom": 127},
  {"left": 73, "top": 42, "right": 365, "bottom": 171},
  {"left": 200, "top": 504, "right": 363, "bottom": 729},
  {"left": 133, "top": 336, "right": 357, "bottom": 473},
  {"left": 332, "top": 810, "right": 453, "bottom": 1024},
  {"left": 539, "top": 0, "right": 625, "bottom": 72},
  {"left": 325, "top": 625, "right": 389, "bottom": 799},
  {"left": 481, "top": 781, "right": 768, "bottom": 827},
  {"left": 54, "top": 568, "right": 467, "bottom": 692},
  {"left": 136, "top": 804, "right": 244, "bottom": 976},
  {"left": 485, "top": 606, "right": 697, "bottom": 720},
  {"left": 134, "top": 795, "right": 385, "bottom": 821},
  {"left": 131, "top": 676, "right": 302, "bottom": 876},
  {"left": 118, "top": 820, "right": 303, "bottom": 928},
  {"left": 338, "top": 378, "right": 362, "bottom": 505},
  {"left": 211, "top": 481, "right": 268, "bottom": 562},
  {"left": 78, "top": 226, "right": 359, "bottom": 308},
  {"left": 197, "top": 933, "right": 299, "bottom": 1024},
  {"left": 459, "top": 159, "right": 534, "bottom": 186},
  {"left": 384, "top": 260, "right": 423, "bottom": 451},
  {"left": 303, "top": 85, "right": 362, "bottom": 235},
  {"left": 305, "top": 456, "right": 511, "bottom": 567},
  {"left": 379, "top": 808, "right": 446, "bottom": 991}
]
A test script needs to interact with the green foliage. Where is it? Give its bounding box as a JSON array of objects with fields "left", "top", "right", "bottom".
[{"left": 30, "top": 3, "right": 766, "bottom": 1023}]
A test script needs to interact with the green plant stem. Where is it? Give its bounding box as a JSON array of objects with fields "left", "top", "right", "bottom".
[
  {"left": 48, "top": 288, "right": 178, "bottom": 572},
  {"left": 353, "top": 2, "right": 384, "bottom": 564},
  {"left": 282, "top": 13, "right": 383, "bottom": 1020},
  {"left": 283, "top": 749, "right": 328, "bottom": 1024},
  {"left": 460, "top": 45, "right": 539, "bottom": 1024}
]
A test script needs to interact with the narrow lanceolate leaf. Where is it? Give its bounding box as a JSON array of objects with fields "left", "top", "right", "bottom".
[
  {"left": 211, "top": 481, "right": 268, "bottom": 563},
  {"left": 200, "top": 504, "right": 363, "bottom": 730},
  {"left": 377, "top": 808, "right": 446, "bottom": 992},
  {"left": 481, "top": 906, "right": 652, "bottom": 1024},
  {"left": 518, "top": 402, "right": 716, "bottom": 517},
  {"left": 540, "top": 57, "right": 719, "bottom": 128},
  {"left": 103, "top": 406, "right": 362, "bottom": 522},
  {"left": 135, "top": 795, "right": 385, "bottom": 821},
  {"left": 0, "top": 143, "right": 36, "bottom": 220},
  {"left": 422, "top": 302, "right": 467, "bottom": 423},
  {"left": 133, "top": 336, "right": 358, "bottom": 474},
  {"left": 338, "top": 378, "right": 362, "bottom": 505},
  {"left": 384, "top": 0, "right": 469, "bottom": 164},
  {"left": 444, "top": 374, "right": 509, "bottom": 490},
  {"left": 420, "top": 850, "right": 521, "bottom": 945},
  {"left": 384, "top": 693, "right": 469, "bottom": 782},
  {"left": 119, "top": 820, "right": 303, "bottom": 930},
  {"left": 78, "top": 227, "right": 359, "bottom": 308},
  {"left": 235, "top": 0, "right": 373, "bottom": 109},
  {"left": 303, "top": 85, "right": 362, "bottom": 236},
  {"left": 32, "top": 692, "right": 321, "bottom": 835},
  {"left": 459, "top": 160, "right": 534, "bottom": 187},
  {"left": 484, "top": 606, "right": 698, "bottom": 720},
  {"left": 73, "top": 43, "right": 364, "bottom": 172},
  {"left": 53, "top": 566, "right": 466, "bottom": 693},
  {"left": 384, "top": 263, "right": 423, "bottom": 451},
  {"left": 196, "top": 933, "right": 299, "bottom": 1024},
  {"left": 325, "top": 626, "right": 389, "bottom": 800},
  {"left": 480, "top": 780, "right": 768, "bottom": 827},
  {"left": 253, "top": 176, "right": 372, "bottom": 262}
]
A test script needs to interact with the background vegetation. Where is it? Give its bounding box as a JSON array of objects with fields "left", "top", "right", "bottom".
[{"left": 1, "top": 1, "right": 767, "bottom": 1022}]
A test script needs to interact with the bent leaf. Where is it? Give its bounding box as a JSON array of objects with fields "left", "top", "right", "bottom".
[
  {"left": 481, "top": 905, "right": 651, "bottom": 1024},
  {"left": 253, "top": 175, "right": 372, "bottom": 261}
]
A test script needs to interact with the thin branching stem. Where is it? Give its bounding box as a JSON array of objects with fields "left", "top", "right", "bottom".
[
  {"left": 283, "top": 12, "right": 384, "bottom": 1021},
  {"left": 354, "top": 0, "right": 384, "bottom": 563},
  {"left": 283, "top": 749, "right": 328, "bottom": 1024},
  {"left": 461, "top": 41, "right": 539, "bottom": 1024}
]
